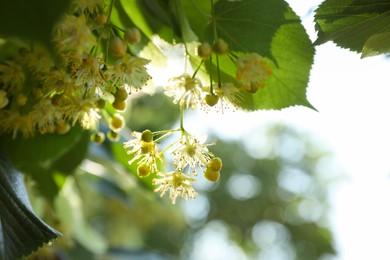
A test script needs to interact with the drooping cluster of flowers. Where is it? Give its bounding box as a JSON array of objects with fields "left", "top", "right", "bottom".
[
  {"left": 0, "top": 0, "right": 148, "bottom": 140},
  {"left": 124, "top": 38, "right": 273, "bottom": 203},
  {"left": 123, "top": 128, "right": 223, "bottom": 204},
  {"left": 164, "top": 39, "right": 273, "bottom": 113}
]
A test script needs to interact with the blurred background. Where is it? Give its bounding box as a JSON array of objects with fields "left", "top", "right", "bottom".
[{"left": 27, "top": 1, "right": 390, "bottom": 260}]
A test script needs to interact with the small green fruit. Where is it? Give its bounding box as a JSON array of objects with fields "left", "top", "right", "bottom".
[
  {"left": 109, "top": 114, "right": 125, "bottom": 132},
  {"left": 197, "top": 42, "right": 212, "bottom": 59},
  {"left": 91, "top": 132, "right": 105, "bottom": 144},
  {"left": 137, "top": 163, "right": 150, "bottom": 178},
  {"left": 114, "top": 87, "right": 128, "bottom": 101},
  {"left": 96, "top": 14, "right": 107, "bottom": 25},
  {"left": 124, "top": 27, "right": 141, "bottom": 45},
  {"left": 141, "top": 129, "right": 153, "bottom": 142},
  {"left": 109, "top": 37, "right": 127, "bottom": 57},
  {"left": 204, "top": 168, "right": 220, "bottom": 182},
  {"left": 112, "top": 99, "right": 127, "bottom": 111},
  {"left": 107, "top": 130, "right": 120, "bottom": 141},
  {"left": 207, "top": 157, "right": 223, "bottom": 171},
  {"left": 213, "top": 39, "right": 229, "bottom": 55},
  {"left": 56, "top": 121, "right": 70, "bottom": 135},
  {"left": 95, "top": 99, "right": 106, "bottom": 109},
  {"left": 205, "top": 94, "right": 219, "bottom": 107}
]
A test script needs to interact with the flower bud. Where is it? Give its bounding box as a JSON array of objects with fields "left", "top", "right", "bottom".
[
  {"left": 137, "top": 163, "right": 150, "bottom": 177},
  {"left": 109, "top": 37, "right": 127, "bottom": 57},
  {"left": 213, "top": 39, "right": 229, "bottom": 55},
  {"left": 91, "top": 132, "right": 105, "bottom": 144},
  {"left": 205, "top": 94, "right": 219, "bottom": 107},
  {"left": 124, "top": 27, "right": 141, "bottom": 45},
  {"left": 204, "top": 168, "right": 220, "bottom": 182},
  {"left": 141, "top": 129, "right": 153, "bottom": 142}
]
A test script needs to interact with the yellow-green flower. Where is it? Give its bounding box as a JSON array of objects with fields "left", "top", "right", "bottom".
[
  {"left": 108, "top": 54, "right": 151, "bottom": 89},
  {"left": 153, "top": 170, "right": 197, "bottom": 204},
  {"left": 165, "top": 74, "right": 202, "bottom": 110},
  {"left": 123, "top": 130, "right": 160, "bottom": 173},
  {"left": 172, "top": 132, "right": 214, "bottom": 175},
  {"left": 236, "top": 53, "right": 272, "bottom": 93}
]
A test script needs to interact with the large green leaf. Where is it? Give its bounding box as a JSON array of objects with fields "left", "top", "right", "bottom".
[
  {"left": 0, "top": 0, "right": 71, "bottom": 50},
  {"left": 0, "top": 126, "right": 90, "bottom": 199},
  {"left": 203, "top": 0, "right": 315, "bottom": 110},
  {"left": 314, "top": 0, "right": 390, "bottom": 57},
  {"left": 0, "top": 155, "right": 61, "bottom": 260},
  {"left": 0, "top": 126, "right": 85, "bottom": 171}
]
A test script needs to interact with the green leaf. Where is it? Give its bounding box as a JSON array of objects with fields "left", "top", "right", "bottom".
[
  {"left": 0, "top": 125, "right": 85, "bottom": 171},
  {"left": 314, "top": 0, "right": 390, "bottom": 56},
  {"left": 0, "top": 0, "right": 71, "bottom": 50},
  {"left": 0, "top": 126, "right": 90, "bottom": 199},
  {"left": 204, "top": 0, "right": 315, "bottom": 110},
  {"left": 0, "top": 155, "right": 61, "bottom": 259},
  {"left": 362, "top": 32, "right": 390, "bottom": 57}
]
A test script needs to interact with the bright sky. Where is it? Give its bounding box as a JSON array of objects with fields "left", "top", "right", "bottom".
[{"left": 188, "top": 1, "right": 390, "bottom": 259}]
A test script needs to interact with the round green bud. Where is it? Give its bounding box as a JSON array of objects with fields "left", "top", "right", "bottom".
[
  {"left": 197, "top": 42, "right": 212, "bottom": 59},
  {"left": 207, "top": 157, "right": 223, "bottom": 171},
  {"left": 213, "top": 38, "right": 229, "bottom": 55},
  {"left": 141, "top": 129, "right": 153, "bottom": 142},
  {"left": 204, "top": 168, "right": 220, "bottom": 182},
  {"left": 137, "top": 163, "right": 150, "bottom": 178},
  {"left": 96, "top": 14, "right": 107, "bottom": 25},
  {"left": 109, "top": 114, "right": 125, "bottom": 132},
  {"left": 56, "top": 121, "right": 70, "bottom": 135},
  {"left": 112, "top": 99, "right": 127, "bottom": 111},
  {"left": 109, "top": 37, "right": 127, "bottom": 57},
  {"left": 107, "top": 130, "right": 120, "bottom": 142},
  {"left": 114, "top": 87, "right": 129, "bottom": 101},
  {"left": 95, "top": 99, "right": 106, "bottom": 109},
  {"left": 91, "top": 132, "right": 105, "bottom": 144},
  {"left": 124, "top": 27, "right": 142, "bottom": 45},
  {"left": 205, "top": 94, "right": 219, "bottom": 107}
]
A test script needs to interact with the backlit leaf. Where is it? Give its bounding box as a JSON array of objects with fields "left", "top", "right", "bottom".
[
  {"left": 203, "top": 0, "right": 315, "bottom": 110},
  {"left": 314, "top": 0, "right": 390, "bottom": 56}
]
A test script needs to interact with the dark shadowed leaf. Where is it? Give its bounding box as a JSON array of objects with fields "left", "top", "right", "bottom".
[
  {"left": 0, "top": 0, "right": 71, "bottom": 51},
  {"left": 0, "top": 154, "right": 61, "bottom": 260}
]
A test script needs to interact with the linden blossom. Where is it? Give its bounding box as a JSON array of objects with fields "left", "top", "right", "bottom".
[
  {"left": 107, "top": 54, "right": 151, "bottom": 90},
  {"left": 171, "top": 132, "right": 214, "bottom": 176},
  {"left": 123, "top": 130, "right": 161, "bottom": 173},
  {"left": 153, "top": 170, "right": 197, "bottom": 204},
  {"left": 164, "top": 73, "right": 203, "bottom": 110}
]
